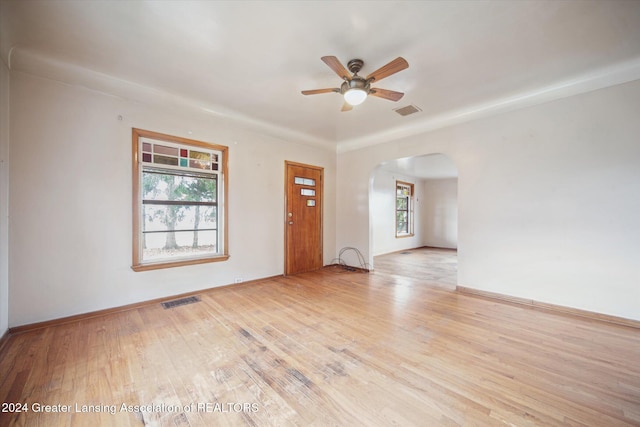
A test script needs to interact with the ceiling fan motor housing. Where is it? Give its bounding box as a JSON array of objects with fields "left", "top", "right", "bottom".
[
  {"left": 347, "top": 59, "right": 364, "bottom": 75},
  {"left": 341, "top": 77, "right": 370, "bottom": 95}
]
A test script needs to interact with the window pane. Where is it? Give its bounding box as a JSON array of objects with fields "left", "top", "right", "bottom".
[
  {"left": 397, "top": 212, "right": 408, "bottom": 233},
  {"left": 143, "top": 205, "right": 216, "bottom": 232},
  {"left": 189, "top": 150, "right": 211, "bottom": 161},
  {"left": 397, "top": 197, "right": 408, "bottom": 210},
  {"left": 143, "top": 230, "right": 217, "bottom": 261},
  {"left": 189, "top": 159, "right": 211, "bottom": 170},
  {"left": 294, "top": 177, "right": 315, "bottom": 186},
  {"left": 153, "top": 144, "right": 179, "bottom": 156},
  {"left": 142, "top": 171, "right": 216, "bottom": 202},
  {"left": 397, "top": 185, "right": 411, "bottom": 197},
  {"left": 153, "top": 154, "right": 179, "bottom": 166}
]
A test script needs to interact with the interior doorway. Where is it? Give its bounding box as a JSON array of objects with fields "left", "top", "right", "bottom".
[{"left": 369, "top": 153, "right": 458, "bottom": 285}]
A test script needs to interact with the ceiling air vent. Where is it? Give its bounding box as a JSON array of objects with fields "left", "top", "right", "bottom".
[{"left": 394, "top": 104, "right": 422, "bottom": 117}]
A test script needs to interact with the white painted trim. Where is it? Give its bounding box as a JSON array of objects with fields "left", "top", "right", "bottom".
[
  {"left": 8, "top": 48, "right": 336, "bottom": 152},
  {"left": 337, "top": 57, "right": 640, "bottom": 153},
  {"left": 8, "top": 47, "right": 640, "bottom": 155}
]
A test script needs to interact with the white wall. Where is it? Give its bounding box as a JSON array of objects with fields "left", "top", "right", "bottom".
[
  {"left": 8, "top": 70, "right": 336, "bottom": 327},
  {"left": 7, "top": 58, "right": 640, "bottom": 327},
  {"left": 337, "top": 78, "right": 640, "bottom": 321},
  {"left": 0, "top": 57, "right": 9, "bottom": 336},
  {"left": 421, "top": 178, "right": 458, "bottom": 249},
  {"left": 370, "top": 168, "right": 423, "bottom": 256}
]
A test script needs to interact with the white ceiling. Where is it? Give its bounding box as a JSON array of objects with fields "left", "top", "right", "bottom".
[{"left": 2, "top": 1, "right": 640, "bottom": 152}]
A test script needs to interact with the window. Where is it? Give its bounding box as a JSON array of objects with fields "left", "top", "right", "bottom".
[
  {"left": 396, "top": 181, "right": 414, "bottom": 237},
  {"left": 132, "top": 128, "right": 228, "bottom": 271}
]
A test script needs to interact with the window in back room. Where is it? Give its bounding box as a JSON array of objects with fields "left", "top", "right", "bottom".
[{"left": 396, "top": 181, "right": 414, "bottom": 237}]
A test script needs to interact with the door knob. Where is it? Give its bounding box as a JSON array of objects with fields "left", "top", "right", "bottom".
[{"left": 288, "top": 221, "right": 294, "bottom": 225}]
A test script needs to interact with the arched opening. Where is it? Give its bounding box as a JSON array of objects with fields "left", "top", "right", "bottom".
[{"left": 368, "top": 153, "right": 458, "bottom": 286}]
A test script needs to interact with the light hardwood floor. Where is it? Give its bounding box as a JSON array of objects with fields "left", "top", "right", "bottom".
[
  {"left": 1, "top": 248, "right": 639, "bottom": 426},
  {"left": 373, "top": 246, "right": 458, "bottom": 287}
]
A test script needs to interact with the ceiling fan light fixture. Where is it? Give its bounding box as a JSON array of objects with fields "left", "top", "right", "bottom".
[
  {"left": 302, "top": 56, "right": 408, "bottom": 112},
  {"left": 344, "top": 88, "right": 367, "bottom": 106}
]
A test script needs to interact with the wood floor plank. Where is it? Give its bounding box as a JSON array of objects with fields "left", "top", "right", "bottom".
[{"left": 1, "top": 248, "right": 639, "bottom": 426}]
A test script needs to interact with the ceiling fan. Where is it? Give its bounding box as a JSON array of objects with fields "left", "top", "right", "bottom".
[{"left": 301, "top": 56, "right": 409, "bottom": 111}]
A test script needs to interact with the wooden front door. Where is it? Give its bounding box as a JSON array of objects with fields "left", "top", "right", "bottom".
[{"left": 285, "top": 161, "right": 323, "bottom": 275}]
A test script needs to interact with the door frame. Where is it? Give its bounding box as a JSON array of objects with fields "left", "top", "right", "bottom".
[{"left": 284, "top": 160, "right": 324, "bottom": 276}]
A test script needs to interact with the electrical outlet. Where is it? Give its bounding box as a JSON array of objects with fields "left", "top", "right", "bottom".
[{"left": 234, "top": 278, "right": 244, "bottom": 283}]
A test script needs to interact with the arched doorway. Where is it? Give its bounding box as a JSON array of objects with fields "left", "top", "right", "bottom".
[{"left": 369, "top": 153, "right": 458, "bottom": 285}]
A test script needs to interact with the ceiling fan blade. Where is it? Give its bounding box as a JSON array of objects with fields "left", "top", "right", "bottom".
[
  {"left": 301, "top": 88, "right": 339, "bottom": 95},
  {"left": 341, "top": 102, "right": 353, "bottom": 112},
  {"left": 366, "top": 57, "right": 409, "bottom": 82},
  {"left": 321, "top": 56, "right": 351, "bottom": 80},
  {"left": 369, "top": 88, "right": 405, "bottom": 102}
]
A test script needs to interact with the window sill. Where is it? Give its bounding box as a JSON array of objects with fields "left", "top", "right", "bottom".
[
  {"left": 395, "top": 234, "right": 415, "bottom": 239},
  {"left": 131, "top": 254, "right": 230, "bottom": 272}
]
